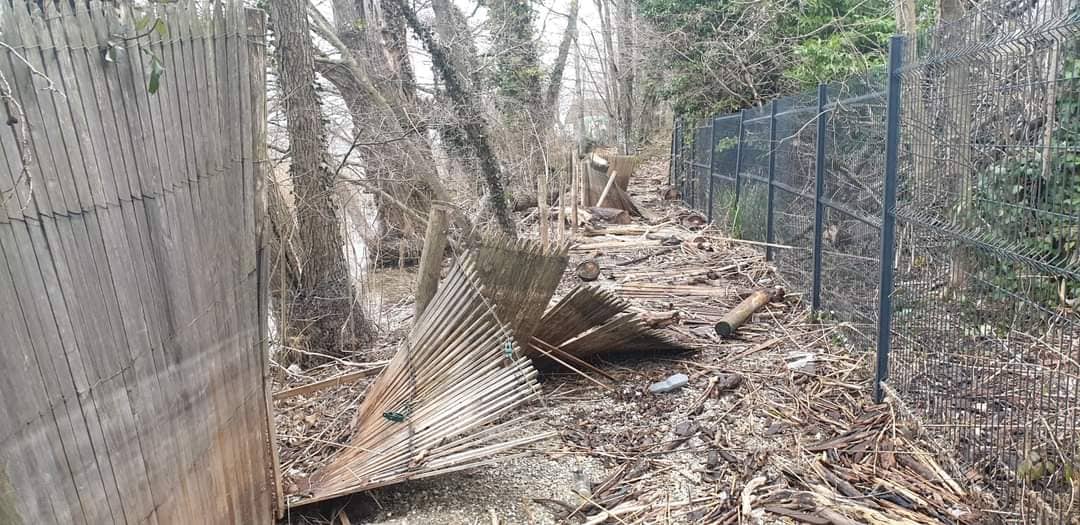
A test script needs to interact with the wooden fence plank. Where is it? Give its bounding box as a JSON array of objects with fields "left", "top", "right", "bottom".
[
  {"left": 41, "top": 5, "right": 157, "bottom": 522},
  {"left": 4, "top": 3, "right": 64, "bottom": 218}
]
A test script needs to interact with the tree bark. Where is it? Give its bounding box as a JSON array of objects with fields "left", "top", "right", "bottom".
[
  {"left": 938, "top": 0, "right": 972, "bottom": 294},
  {"left": 270, "top": 0, "right": 366, "bottom": 358},
  {"left": 490, "top": 0, "right": 544, "bottom": 122},
  {"left": 392, "top": 0, "right": 517, "bottom": 236},
  {"left": 310, "top": 7, "right": 473, "bottom": 260},
  {"left": 545, "top": 0, "right": 579, "bottom": 124},
  {"left": 616, "top": 0, "right": 635, "bottom": 153},
  {"left": 596, "top": 0, "right": 620, "bottom": 145},
  {"left": 575, "top": 48, "right": 587, "bottom": 153}
]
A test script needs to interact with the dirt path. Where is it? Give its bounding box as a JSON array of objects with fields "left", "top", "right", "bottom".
[{"left": 279, "top": 155, "right": 990, "bottom": 524}]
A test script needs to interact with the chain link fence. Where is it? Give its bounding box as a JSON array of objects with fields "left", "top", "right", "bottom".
[{"left": 672, "top": 3, "right": 1080, "bottom": 519}]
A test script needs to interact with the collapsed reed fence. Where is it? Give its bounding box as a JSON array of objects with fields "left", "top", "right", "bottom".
[{"left": 673, "top": 3, "right": 1080, "bottom": 520}]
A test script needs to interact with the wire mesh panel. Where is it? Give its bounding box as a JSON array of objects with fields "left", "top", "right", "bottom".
[
  {"left": 710, "top": 114, "right": 741, "bottom": 228},
  {"left": 771, "top": 94, "right": 820, "bottom": 294},
  {"left": 891, "top": 3, "right": 1080, "bottom": 518},
  {"left": 818, "top": 78, "right": 888, "bottom": 346},
  {"left": 737, "top": 105, "right": 772, "bottom": 243},
  {"left": 694, "top": 123, "right": 712, "bottom": 209}
]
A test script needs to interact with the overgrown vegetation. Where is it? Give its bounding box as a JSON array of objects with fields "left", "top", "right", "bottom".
[
  {"left": 969, "top": 51, "right": 1080, "bottom": 306},
  {"left": 635, "top": 0, "right": 894, "bottom": 118}
]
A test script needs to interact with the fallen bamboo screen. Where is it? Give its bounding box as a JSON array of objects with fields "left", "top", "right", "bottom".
[
  {"left": 0, "top": 2, "right": 276, "bottom": 523},
  {"left": 299, "top": 238, "right": 568, "bottom": 505}
]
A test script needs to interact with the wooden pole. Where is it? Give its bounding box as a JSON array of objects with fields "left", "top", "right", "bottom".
[
  {"left": 594, "top": 168, "right": 619, "bottom": 208},
  {"left": 557, "top": 169, "right": 566, "bottom": 242},
  {"left": 415, "top": 205, "right": 449, "bottom": 319},
  {"left": 571, "top": 151, "right": 579, "bottom": 235},
  {"left": 539, "top": 161, "right": 549, "bottom": 247},
  {"left": 714, "top": 287, "right": 784, "bottom": 337}
]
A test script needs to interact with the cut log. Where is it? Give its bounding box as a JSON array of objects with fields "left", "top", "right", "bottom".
[
  {"left": 586, "top": 206, "right": 631, "bottom": 225},
  {"left": 642, "top": 310, "right": 680, "bottom": 329},
  {"left": 714, "top": 286, "right": 785, "bottom": 337},
  {"left": 662, "top": 187, "right": 680, "bottom": 201},
  {"left": 511, "top": 192, "right": 560, "bottom": 212},
  {"left": 576, "top": 259, "right": 601, "bottom": 281},
  {"left": 588, "top": 152, "right": 609, "bottom": 172}
]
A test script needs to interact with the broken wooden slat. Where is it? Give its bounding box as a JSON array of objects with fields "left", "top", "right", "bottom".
[{"left": 271, "top": 364, "right": 388, "bottom": 401}]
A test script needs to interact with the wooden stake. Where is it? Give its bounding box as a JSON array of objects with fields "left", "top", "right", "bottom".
[
  {"left": 415, "top": 205, "right": 448, "bottom": 319},
  {"left": 714, "top": 287, "right": 785, "bottom": 337},
  {"left": 571, "top": 152, "right": 579, "bottom": 236},
  {"left": 557, "top": 169, "right": 566, "bottom": 242},
  {"left": 539, "top": 160, "right": 549, "bottom": 247},
  {"left": 594, "top": 168, "right": 619, "bottom": 208}
]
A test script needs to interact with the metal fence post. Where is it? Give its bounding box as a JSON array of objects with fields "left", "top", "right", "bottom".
[
  {"left": 812, "top": 84, "right": 829, "bottom": 312},
  {"left": 707, "top": 117, "right": 718, "bottom": 223},
  {"left": 689, "top": 126, "right": 697, "bottom": 210},
  {"left": 669, "top": 116, "right": 677, "bottom": 188},
  {"left": 734, "top": 110, "right": 745, "bottom": 209},
  {"left": 765, "top": 101, "right": 778, "bottom": 261},
  {"left": 875, "top": 35, "right": 904, "bottom": 403},
  {"left": 674, "top": 119, "right": 682, "bottom": 197}
]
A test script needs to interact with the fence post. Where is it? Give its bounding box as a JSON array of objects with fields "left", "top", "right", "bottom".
[
  {"left": 875, "top": 35, "right": 904, "bottom": 403},
  {"left": 669, "top": 115, "right": 677, "bottom": 188},
  {"left": 765, "top": 101, "right": 778, "bottom": 261},
  {"left": 689, "top": 126, "right": 697, "bottom": 210},
  {"left": 811, "top": 84, "right": 828, "bottom": 313},
  {"left": 675, "top": 119, "right": 684, "bottom": 199},
  {"left": 707, "top": 117, "right": 718, "bottom": 223},
  {"left": 734, "top": 110, "right": 745, "bottom": 209}
]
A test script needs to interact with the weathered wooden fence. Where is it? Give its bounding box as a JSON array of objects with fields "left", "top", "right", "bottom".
[{"left": 0, "top": 1, "right": 276, "bottom": 523}]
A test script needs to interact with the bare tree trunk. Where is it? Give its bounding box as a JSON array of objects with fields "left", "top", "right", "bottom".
[
  {"left": 313, "top": 3, "right": 460, "bottom": 265},
  {"left": 392, "top": 0, "right": 517, "bottom": 236},
  {"left": 616, "top": 0, "right": 634, "bottom": 153},
  {"left": 270, "top": 0, "right": 366, "bottom": 358},
  {"left": 575, "top": 48, "right": 586, "bottom": 153},
  {"left": 596, "top": 0, "right": 619, "bottom": 145},
  {"left": 896, "top": 0, "right": 917, "bottom": 34},
  {"left": 545, "top": 0, "right": 579, "bottom": 123},
  {"left": 939, "top": 0, "right": 972, "bottom": 294},
  {"left": 379, "top": 0, "right": 417, "bottom": 100},
  {"left": 430, "top": 0, "right": 484, "bottom": 178}
]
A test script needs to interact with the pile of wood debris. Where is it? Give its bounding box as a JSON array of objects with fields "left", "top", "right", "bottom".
[{"left": 275, "top": 153, "right": 995, "bottom": 523}]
